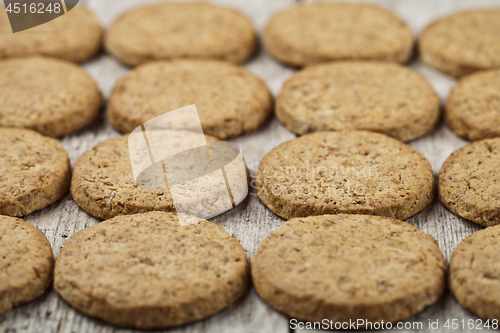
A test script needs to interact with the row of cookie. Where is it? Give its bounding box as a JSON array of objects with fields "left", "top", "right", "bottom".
[
  {"left": 1, "top": 3, "right": 253, "bottom": 66},
  {"left": 256, "top": 130, "right": 500, "bottom": 227},
  {"left": 265, "top": 3, "right": 500, "bottom": 78},
  {"left": 0, "top": 127, "right": 230, "bottom": 218},
  {"left": 3, "top": 212, "right": 498, "bottom": 328},
  {"left": 0, "top": 56, "right": 272, "bottom": 139},
  {"left": 2, "top": 3, "right": 499, "bottom": 77},
  {"left": 1, "top": 127, "right": 497, "bottom": 227},
  {"left": 278, "top": 62, "right": 500, "bottom": 142},
  {"left": 4, "top": 56, "right": 500, "bottom": 145}
]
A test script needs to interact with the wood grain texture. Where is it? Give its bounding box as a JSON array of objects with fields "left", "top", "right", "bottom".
[{"left": 1, "top": 0, "right": 498, "bottom": 332}]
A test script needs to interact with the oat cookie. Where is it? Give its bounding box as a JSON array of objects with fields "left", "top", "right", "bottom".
[
  {"left": 0, "top": 57, "right": 101, "bottom": 137},
  {"left": 107, "top": 60, "right": 272, "bottom": 139},
  {"left": 256, "top": 131, "right": 435, "bottom": 220},
  {"left": 0, "top": 128, "right": 70, "bottom": 216},
  {"left": 0, "top": 7, "right": 102, "bottom": 63},
  {"left": 439, "top": 138, "right": 500, "bottom": 226},
  {"left": 252, "top": 214, "right": 445, "bottom": 324},
  {"left": 446, "top": 69, "right": 500, "bottom": 141},
  {"left": 264, "top": 3, "right": 413, "bottom": 67},
  {"left": 277, "top": 61, "right": 439, "bottom": 141},
  {"left": 450, "top": 226, "right": 500, "bottom": 320},
  {"left": 0, "top": 215, "right": 54, "bottom": 314},
  {"left": 105, "top": 2, "right": 256, "bottom": 66},
  {"left": 420, "top": 10, "right": 500, "bottom": 77},
  {"left": 54, "top": 211, "right": 249, "bottom": 329},
  {"left": 71, "top": 131, "right": 244, "bottom": 219}
]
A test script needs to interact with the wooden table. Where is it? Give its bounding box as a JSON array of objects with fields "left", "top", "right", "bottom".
[{"left": 1, "top": 0, "right": 499, "bottom": 332}]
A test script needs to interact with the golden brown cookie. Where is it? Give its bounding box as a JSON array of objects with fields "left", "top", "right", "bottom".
[
  {"left": 54, "top": 211, "right": 249, "bottom": 329},
  {"left": 439, "top": 138, "right": 500, "bottom": 226},
  {"left": 252, "top": 214, "right": 445, "bottom": 325},
  {"left": 0, "top": 57, "right": 101, "bottom": 137},
  {"left": 0, "top": 215, "right": 54, "bottom": 315},
  {"left": 0, "top": 7, "right": 102, "bottom": 63},
  {"left": 70, "top": 131, "right": 241, "bottom": 219},
  {"left": 0, "top": 128, "right": 70, "bottom": 217},
  {"left": 446, "top": 69, "right": 500, "bottom": 141},
  {"left": 420, "top": 10, "right": 500, "bottom": 77},
  {"left": 450, "top": 226, "right": 500, "bottom": 320},
  {"left": 105, "top": 2, "right": 256, "bottom": 66},
  {"left": 256, "top": 131, "right": 435, "bottom": 220},
  {"left": 264, "top": 2, "right": 413, "bottom": 67},
  {"left": 277, "top": 61, "right": 439, "bottom": 141},
  {"left": 107, "top": 60, "right": 272, "bottom": 139}
]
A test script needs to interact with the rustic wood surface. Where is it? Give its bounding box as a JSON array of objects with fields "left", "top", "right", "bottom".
[{"left": 1, "top": 0, "right": 500, "bottom": 332}]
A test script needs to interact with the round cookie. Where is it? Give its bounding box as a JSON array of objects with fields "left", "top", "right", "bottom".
[
  {"left": 450, "top": 226, "right": 500, "bottom": 320},
  {"left": 264, "top": 3, "right": 414, "bottom": 67},
  {"left": 71, "top": 131, "right": 234, "bottom": 219},
  {"left": 0, "top": 7, "right": 102, "bottom": 63},
  {"left": 105, "top": 2, "right": 256, "bottom": 66},
  {"left": 0, "top": 57, "right": 102, "bottom": 137},
  {"left": 439, "top": 138, "right": 500, "bottom": 226},
  {"left": 252, "top": 214, "right": 445, "bottom": 325},
  {"left": 446, "top": 69, "right": 500, "bottom": 141},
  {"left": 0, "top": 128, "right": 71, "bottom": 217},
  {"left": 54, "top": 211, "right": 249, "bottom": 329},
  {"left": 420, "top": 10, "right": 500, "bottom": 77},
  {"left": 107, "top": 60, "right": 272, "bottom": 139},
  {"left": 277, "top": 61, "right": 439, "bottom": 141},
  {"left": 0, "top": 215, "right": 54, "bottom": 315},
  {"left": 256, "top": 131, "right": 435, "bottom": 220}
]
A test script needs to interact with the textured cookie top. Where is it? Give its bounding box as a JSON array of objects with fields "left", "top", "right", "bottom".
[
  {"left": 439, "top": 138, "right": 500, "bottom": 226},
  {"left": 252, "top": 214, "right": 445, "bottom": 323},
  {"left": 105, "top": 2, "right": 256, "bottom": 66},
  {"left": 0, "top": 7, "right": 102, "bottom": 63},
  {"left": 420, "top": 10, "right": 500, "bottom": 77},
  {"left": 107, "top": 60, "right": 272, "bottom": 139},
  {"left": 256, "top": 131, "right": 435, "bottom": 220},
  {"left": 0, "top": 215, "right": 53, "bottom": 315},
  {"left": 450, "top": 225, "right": 500, "bottom": 320},
  {"left": 0, "top": 128, "right": 70, "bottom": 216},
  {"left": 446, "top": 69, "right": 500, "bottom": 141},
  {"left": 54, "top": 211, "right": 249, "bottom": 328},
  {"left": 277, "top": 62, "right": 439, "bottom": 141},
  {"left": 264, "top": 3, "right": 413, "bottom": 66},
  {"left": 0, "top": 57, "right": 101, "bottom": 137},
  {"left": 71, "top": 131, "right": 223, "bottom": 219}
]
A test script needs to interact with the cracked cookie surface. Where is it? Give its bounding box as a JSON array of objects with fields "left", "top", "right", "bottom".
[
  {"left": 256, "top": 131, "right": 435, "bottom": 220},
  {"left": 54, "top": 211, "right": 249, "bottom": 329},
  {"left": 105, "top": 2, "right": 256, "bottom": 66},
  {"left": 277, "top": 61, "right": 439, "bottom": 141},
  {"left": 0, "top": 128, "right": 71, "bottom": 216},
  {"left": 264, "top": 2, "right": 413, "bottom": 67},
  {"left": 450, "top": 225, "right": 500, "bottom": 320},
  {"left": 0, "top": 215, "right": 53, "bottom": 315},
  {"left": 439, "top": 138, "right": 500, "bottom": 226},
  {"left": 107, "top": 59, "right": 272, "bottom": 139},
  {"left": 252, "top": 214, "right": 445, "bottom": 324},
  {"left": 0, "top": 57, "right": 102, "bottom": 137}
]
